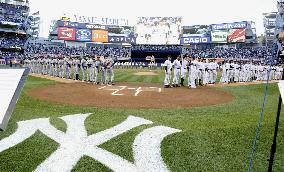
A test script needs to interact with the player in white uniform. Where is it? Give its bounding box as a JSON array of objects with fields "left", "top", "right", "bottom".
[
  {"left": 172, "top": 56, "right": 181, "bottom": 87},
  {"left": 180, "top": 56, "right": 189, "bottom": 87},
  {"left": 163, "top": 56, "right": 172, "bottom": 88},
  {"left": 189, "top": 58, "right": 198, "bottom": 88},
  {"left": 233, "top": 61, "right": 240, "bottom": 83},
  {"left": 208, "top": 59, "right": 218, "bottom": 84},
  {"left": 221, "top": 61, "right": 230, "bottom": 84},
  {"left": 203, "top": 60, "right": 209, "bottom": 85}
]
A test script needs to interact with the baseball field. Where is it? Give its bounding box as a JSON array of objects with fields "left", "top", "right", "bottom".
[{"left": 0, "top": 68, "right": 283, "bottom": 171}]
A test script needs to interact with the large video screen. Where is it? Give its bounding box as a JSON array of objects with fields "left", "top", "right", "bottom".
[
  {"left": 57, "top": 27, "right": 76, "bottom": 41},
  {"left": 211, "top": 30, "right": 228, "bottom": 43},
  {"left": 228, "top": 29, "right": 246, "bottom": 43},
  {"left": 135, "top": 17, "right": 182, "bottom": 45},
  {"left": 183, "top": 25, "right": 210, "bottom": 35}
]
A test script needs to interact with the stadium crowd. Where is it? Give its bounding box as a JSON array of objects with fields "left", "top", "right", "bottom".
[
  {"left": 0, "top": 43, "right": 277, "bottom": 61},
  {"left": 132, "top": 45, "right": 181, "bottom": 51},
  {"left": 0, "top": 36, "right": 26, "bottom": 48},
  {"left": 0, "top": 2, "right": 29, "bottom": 24},
  {"left": 182, "top": 47, "right": 274, "bottom": 60},
  {"left": 25, "top": 43, "right": 131, "bottom": 58}
]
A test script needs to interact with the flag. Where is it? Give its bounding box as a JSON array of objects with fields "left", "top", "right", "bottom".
[{"left": 32, "top": 11, "right": 40, "bottom": 15}]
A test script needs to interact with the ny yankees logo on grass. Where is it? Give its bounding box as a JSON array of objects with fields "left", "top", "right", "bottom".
[{"left": 0, "top": 113, "right": 181, "bottom": 172}]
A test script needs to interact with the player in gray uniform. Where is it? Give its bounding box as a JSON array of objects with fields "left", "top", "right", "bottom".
[
  {"left": 95, "top": 56, "right": 101, "bottom": 84},
  {"left": 73, "top": 57, "right": 80, "bottom": 80},
  {"left": 81, "top": 57, "right": 88, "bottom": 82},
  {"left": 87, "top": 57, "right": 95, "bottom": 82},
  {"left": 51, "top": 58, "right": 56, "bottom": 77},
  {"left": 105, "top": 57, "right": 116, "bottom": 85},
  {"left": 58, "top": 58, "right": 64, "bottom": 78},
  {"left": 30, "top": 58, "right": 35, "bottom": 73},
  {"left": 100, "top": 57, "right": 107, "bottom": 85},
  {"left": 54, "top": 58, "right": 59, "bottom": 77},
  {"left": 48, "top": 57, "right": 53, "bottom": 76},
  {"left": 64, "top": 57, "right": 71, "bottom": 79},
  {"left": 38, "top": 58, "right": 43, "bottom": 74}
]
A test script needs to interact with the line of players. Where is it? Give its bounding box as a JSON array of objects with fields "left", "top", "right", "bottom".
[
  {"left": 163, "top": 56, "right": 283, "bottom": 88},
  {"left": 24, "top": 56, "right": 116, "bottom": 85}
]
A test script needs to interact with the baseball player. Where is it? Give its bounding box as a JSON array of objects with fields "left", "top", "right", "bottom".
[
  {"left": 172, "top": 56, "right": 181, "bottom": 87},
  {"left": 100, "top": 57, "right": 107, "bottom": 85},
  {"left": 64, "top": 57, "right": 72, "bottom": 79},
  {"left": 180, "top": 56, "right": 189, "bottom": 87},
  {"left": 208, "top": 59, "right": 218, "bottom": 84},
  {"left": 105, "top": 57, "right": 115, "bottom": 85},
  {"left": 87, "top": 57, "right": 95, "bottom": 82},
  {"left": 189, "top": 57, "right": 198, "bottom": 89},
  {"left": 73, "top": 57, "right": 80, "bottom": 80},
  {"left": 81, "top": 57, "right": 88, "bottom": 82},
  {"left": 163, "top": 56, "right": 172, "bottom": 88},
  {"left": 95, "top": 56, "right": 101, "bottom": 84}
]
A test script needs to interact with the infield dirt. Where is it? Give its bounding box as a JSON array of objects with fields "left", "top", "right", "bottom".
[{"left": 27, "top": 82, "right": 234, "bottom": 109}]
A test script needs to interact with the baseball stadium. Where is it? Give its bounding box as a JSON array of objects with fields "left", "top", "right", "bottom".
[{"left": 0, "top": 0, "right": 284, "bottom": 171}]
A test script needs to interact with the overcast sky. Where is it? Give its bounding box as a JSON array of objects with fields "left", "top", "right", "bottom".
[{"left": 29, "top": 0, "right": 277, "bottom": 38}]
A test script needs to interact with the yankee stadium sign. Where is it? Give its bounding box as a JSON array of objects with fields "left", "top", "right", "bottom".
[
  {"left": 73, "top": 15, "right": 129, "bottom": 26},
  {"left": 0, "top": 113, "right": 181, "bottom": 171},
  {"left": 180, "top": 35, "right": 211, "bottom": 44}
]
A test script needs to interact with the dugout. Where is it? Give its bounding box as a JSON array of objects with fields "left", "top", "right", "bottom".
[{"left": 131, "top": 50, "right": 181, "bottom": 63}]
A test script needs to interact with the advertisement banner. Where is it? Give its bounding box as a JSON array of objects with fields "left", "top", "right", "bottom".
[
  {"left": 57, "top": 20, "right": 85, "bottom": 28},
  {"left": 57, "top": 27, "right": 76, "bottom": 40},
  {"left": 211, "top": 30, "right": 228, "bottom": 43},
  {"left": 57, "top": 20, "right": 106, "bottom": 30},
  {"left": 180, "top": 35, "right": 211, "bottom": 44},
  {"left": 0, "top": 21, "right": 21, "bottom": 26},
  {"left": 85, "top": 24, "right": 106, "bottom": 30},
  {"left": 92, "top": 30, "right": 108, "bottom": 42},
  {"left": 228, "top": 29, "right": 246, "bottom": 43},
  {"left": 211, "top": 21, "right": 247, "bottom": 30},
  {"left": 76, "top": 29, "right": 92, "bottom": 41},
  {"left": 108, "top": 36, "right": 136, "bottom": 44}
]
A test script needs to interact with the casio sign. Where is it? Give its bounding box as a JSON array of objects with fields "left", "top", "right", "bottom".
[{"left": 183, "top": 37, "right": 209, "bottom": 44}]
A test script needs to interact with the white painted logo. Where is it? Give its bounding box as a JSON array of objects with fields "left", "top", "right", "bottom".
[
  {"left": 98, "top": 86, "right": 162, "bottom": 96},
  {"left": 0, "top": 114, "right": 181, "bottom": 172}
]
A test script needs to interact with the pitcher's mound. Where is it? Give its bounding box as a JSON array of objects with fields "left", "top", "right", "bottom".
[{"left": 27, "top": 82, "right": 234, "bottom": 109}]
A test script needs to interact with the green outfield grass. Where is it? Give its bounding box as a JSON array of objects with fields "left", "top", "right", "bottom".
[{"left": 0, "top": 69, "right": 283, "bottom": 172}]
